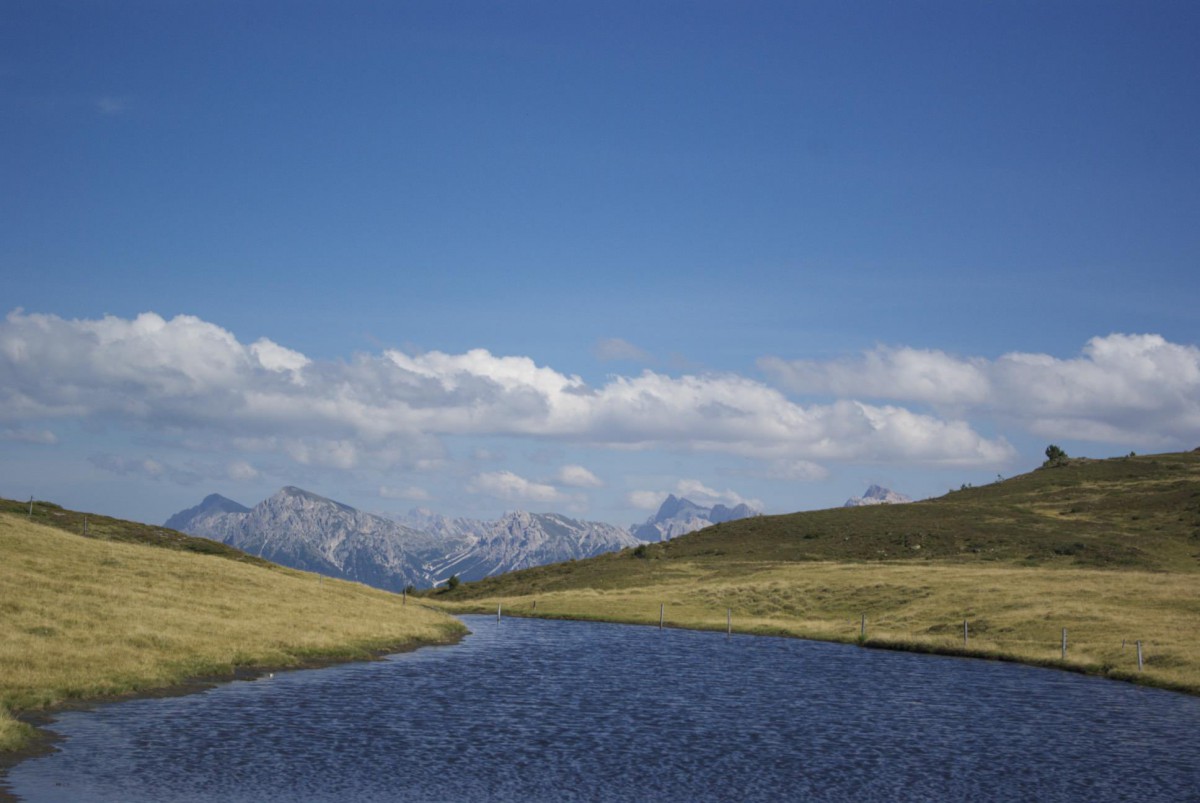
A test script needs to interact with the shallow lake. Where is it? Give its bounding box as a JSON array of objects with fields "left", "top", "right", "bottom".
[{"left": 9, "top": 615, "right": 1200, "bottom": 801}]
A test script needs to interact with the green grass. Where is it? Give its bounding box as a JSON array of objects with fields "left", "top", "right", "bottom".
[
  {"left": 0, "top": 496, "right": 271, "bottom": 567},
  {"left": 0, "top": 510, "right": 466, "bottom": 755},
  {"left": 434, "top": 451, "right": 1200, "bottom": 693}
]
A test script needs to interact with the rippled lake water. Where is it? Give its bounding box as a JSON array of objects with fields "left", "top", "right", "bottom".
[{"left": 9, "top": 615, "right": 1200, "bottom": 801}]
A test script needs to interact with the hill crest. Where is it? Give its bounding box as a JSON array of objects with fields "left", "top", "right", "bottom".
[{"left": 445, "top": 450, "right": 1200, "bottom": 600}]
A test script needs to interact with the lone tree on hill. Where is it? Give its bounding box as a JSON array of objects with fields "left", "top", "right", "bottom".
[{"left": 1044, "top": 444, "right": 1068, "bottom": 466}]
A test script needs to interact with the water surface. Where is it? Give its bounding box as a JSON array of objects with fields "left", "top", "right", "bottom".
[{"left": 10, "top": 615, "right": 1200, "bottom": 801}]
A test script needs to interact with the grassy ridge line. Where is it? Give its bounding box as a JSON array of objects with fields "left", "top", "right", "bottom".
[
  {"left": 0, "top": 496, "right": 268, "bottom": 567},
  {"left": 433, "top": 451, "right": 1200, "bottom": 694},
  {"left": 0, "top": 512, "right": 466, "bottom": 755},
  {"left": 434, "top": 560, "right": 1200, "bottom": 694}
]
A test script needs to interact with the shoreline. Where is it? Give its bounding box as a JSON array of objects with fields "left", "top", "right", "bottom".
[
  {"left": 0, "top": 626, "right": 467, "bottom": 802},
  {"left": 438, "top": 605, "right": 1200, "bottom": 698},
  {"left": 6, "top": 611, "right": 1196, "bottom": 801}
]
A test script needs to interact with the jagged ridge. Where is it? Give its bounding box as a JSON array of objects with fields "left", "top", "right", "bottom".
[
  {"left": 631, "top": 494, "right": 759, "bottom": 541},
  {"left": 167, "top": 489, "right": 641, "bottom": 590}
]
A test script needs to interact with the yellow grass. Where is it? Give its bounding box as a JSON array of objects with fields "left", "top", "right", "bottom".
[
  {"left": 436, "top": 560, "right": 1200, "bottom": 693},
  {"left": 0, "top": 513, "right": 466, "bottom": 752}
]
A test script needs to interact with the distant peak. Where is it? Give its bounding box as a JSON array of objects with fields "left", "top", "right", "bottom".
[
  {"left": 844, "top": 485, "right": 912, "bottom": 507},
  {"left": 267, "top": 486, "right": 360, "bottom": 513},
  {"left": 654, "top": 495, "right": 694, "bottom": 520},
  {"left": 275, "top": 486, "right": 327, "bottom": 501},
  {"left": 163, "top": 492, "right": 249, "bottom": 529}
]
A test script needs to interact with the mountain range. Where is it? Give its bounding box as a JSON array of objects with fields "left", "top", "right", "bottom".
[
  {"left": 166, "top": 487, "right": 645, "bottom": 591},
  {"left": 166, "top": 487, "right": 439, "bottom": 591}
]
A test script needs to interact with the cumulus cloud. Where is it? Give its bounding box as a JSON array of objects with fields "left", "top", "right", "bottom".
[
  {"left": 761, "top": 334, "right": 1200, "bottom": 446},
  {"left": 555, "top": 464, "right": 604, "bottom": 488},
  {"left": 674, "top": 479, "right": 759, "bottom": 508},
  {"left": 760, "top": 346, "right": 989, "bottom": 406},
  {"left": 250, "top": 338, "right": 310, "bottom": 380},
  {"left": 628, "top": 490, "right": 669, "bottom": 510},
  {"left": 468, "top": 471, "right": 562, "bottom": 503},
  {"left": 0, "top": 310, "right": 1021, "bottom": 474}
]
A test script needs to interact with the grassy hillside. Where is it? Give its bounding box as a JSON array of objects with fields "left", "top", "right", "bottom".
[
  {"left": 0, "top": 496, "right": 268, "bottom": 566},
  {"left": 436, "top": 451, "right": 1200, "bottom": 692},
  {"left": 0, "top": 509, "right": 466, "bottom": 756}
]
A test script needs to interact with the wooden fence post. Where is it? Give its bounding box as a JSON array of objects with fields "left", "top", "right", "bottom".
[{"left": 1061, "top": 628, "right": 1068, "bottom": 660}]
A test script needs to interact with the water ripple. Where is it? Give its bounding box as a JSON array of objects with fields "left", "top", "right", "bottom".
[{"left": 10, "top": 616, "right": 1200, "bottom": 802}]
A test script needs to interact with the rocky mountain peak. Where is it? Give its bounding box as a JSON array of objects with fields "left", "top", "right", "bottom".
[
  {"left": 167, "top": 489, "right": 642, "bottom": 591},
  {"left": 268, "top": 486, "right": 354, "bottom": 513},
  {"left": 164, "top": 493, "right": 249, "bottom": 531},
  {"left": 633, "top": 495, "right": 760, "bottom": 542},
  {"left": 843, "top": 485, "right": 913, "bottom": 507}
]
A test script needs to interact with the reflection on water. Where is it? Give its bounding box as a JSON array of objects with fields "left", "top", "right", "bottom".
[{"left": 10, "top": 615, "right": 1200, "bottom": 801}]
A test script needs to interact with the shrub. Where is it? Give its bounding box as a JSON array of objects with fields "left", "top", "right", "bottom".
[{"left": 1044, "top": 444, "right": 1069, "bottom": 467}]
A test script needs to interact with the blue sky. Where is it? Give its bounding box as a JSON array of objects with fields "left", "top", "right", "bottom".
[{"left": 2, "top": 1, "right": 1198, "bottom": 527}]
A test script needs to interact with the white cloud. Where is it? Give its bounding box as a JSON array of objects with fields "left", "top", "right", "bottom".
[
  {"left": 226, "top": 460, "right": 259, "bottom": 481},
  {"left": 250, "top": 338, "right": 311, "bottom": 380},
  {"left": 594, "top": 337, "right": 653, "bottom": 363},
  {"left": 0, "top": 309, "right": 1039, "bottom": 475},
  {"left": 628, "top": 490, "right": 669, "bottom": 510},
  {"left": 468, "top": 471, "right": 562, "bottom": 503},
  {"left": 759, "top": 346, "right": 989, "bottom": 406},
  {"left": 673, "top": 479, "right": 758, "bottom": 508},
  {"left": 555, "top": 464, "right": 604, "bottom": 488},
  {"left": 761, "top": 334, "right": 1200, "bottom": 447}
]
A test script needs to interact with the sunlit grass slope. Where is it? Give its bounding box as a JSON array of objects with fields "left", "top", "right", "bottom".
[
  {"left": 0, "top": 511, "right": 465, "bottom": 753},
  {"left": 437, "top": 451, "right": 1200, "bottom": 693},
  {"left": 0, "top": 496, "right": 267, "bottom": 566}
]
